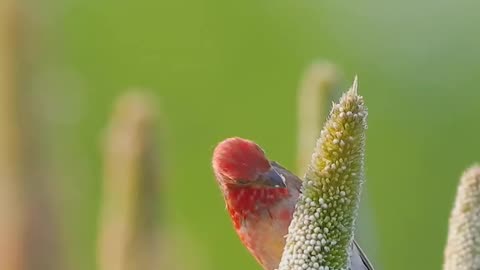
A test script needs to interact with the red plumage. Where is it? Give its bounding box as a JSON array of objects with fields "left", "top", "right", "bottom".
[
  {"left": 213, "top": 137, "right": 270, "bottom": 181},
  {"left": 213, "top": 137, "right": 300, "bottom": 270}
]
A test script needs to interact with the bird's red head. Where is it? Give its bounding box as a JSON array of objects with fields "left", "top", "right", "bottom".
[
  {"left": 212, "top": 137, "right": 290, "bottom": 234},
  {"left": 212, "top": 137, "right": 285, "bottom": 188}
]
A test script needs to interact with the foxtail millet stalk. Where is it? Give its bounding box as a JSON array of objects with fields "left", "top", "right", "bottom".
[
  {"left": 280, "top": 77, "right": 367, "bottom": 270},
  {"left": 444, "top": 165, "right": 480, "bottom": 270}
]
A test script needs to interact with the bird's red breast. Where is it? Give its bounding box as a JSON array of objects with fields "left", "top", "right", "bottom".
[
  {"left": 223, "top": 177, "right": 299, "bottom": 270},
  {"left": 225, "top": 186, "right": 290, "bottom": 230}
]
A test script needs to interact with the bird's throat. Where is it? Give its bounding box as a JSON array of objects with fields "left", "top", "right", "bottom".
[{"left": 226, "top": 186, "right": 289, "bottom": 229}]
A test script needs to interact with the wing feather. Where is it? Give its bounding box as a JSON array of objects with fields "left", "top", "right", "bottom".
[
  {"left": 271, "top": 161, "right": 302, "bottom": 192},
  {"left": 351, "top": 240, "right": 374, "bottom": 270}
]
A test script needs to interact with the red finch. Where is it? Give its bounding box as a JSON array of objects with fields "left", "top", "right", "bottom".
[{"left": 212, "top": 137, "right": 373, "bottom": 270}]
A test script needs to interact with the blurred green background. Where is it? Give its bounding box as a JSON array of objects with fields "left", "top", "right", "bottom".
[{"left": 4, "top": 1, "right": 480, "bottom": 270}]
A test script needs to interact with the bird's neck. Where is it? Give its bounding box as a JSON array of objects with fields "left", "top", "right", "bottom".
[{"left": 225, "top": 186, "right": 290, "bottom": 229}]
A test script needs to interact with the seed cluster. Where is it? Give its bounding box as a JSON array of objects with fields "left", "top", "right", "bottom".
[
  {"left": 279, "top": 78, "right": 367, "bottom": 270},
  {"left": 444, "top": 166, "right": 480, "bottom": 270}
]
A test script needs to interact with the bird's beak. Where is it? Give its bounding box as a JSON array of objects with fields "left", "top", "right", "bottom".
[{"left": 256, "top": 167, "right": 287, "bottom": 188}]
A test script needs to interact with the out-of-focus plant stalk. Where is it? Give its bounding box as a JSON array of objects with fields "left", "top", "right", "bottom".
[
  {"left": 280, "top": 78, "right": 367, "bottom": 270},
  {"left": 98, "top": 91, "right": 161, "bottom": 270},
  {"left": 0, "top": 1, "right": 26, "bottom": 270},
  {"left": 444, "top": 165, "right": 480, "bottom": 270},
  {"left": 297, "top": 62, "right": 340, "bottom": 177},
  {"left": 19, "top": 6, "right": 65, "bottom": 270},
  {"left": 0, "top": 2, "right": 63, "bottom": 269}
]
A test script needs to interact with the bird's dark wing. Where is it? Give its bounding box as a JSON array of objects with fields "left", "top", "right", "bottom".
[
  {"left": 351, "top": 240, "right": 374, "bottom": 270},
  {"left": 270, "top": 161, "right": 302, "bottom": 192}
]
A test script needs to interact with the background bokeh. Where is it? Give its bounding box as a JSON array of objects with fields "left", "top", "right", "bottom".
[{"left": 3, "top": 1, "right": 480, "bottom": 270}]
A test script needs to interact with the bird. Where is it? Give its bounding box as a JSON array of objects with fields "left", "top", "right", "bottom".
[{"left": 212, "top": 137, "right": 373, "bottom": 270}]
